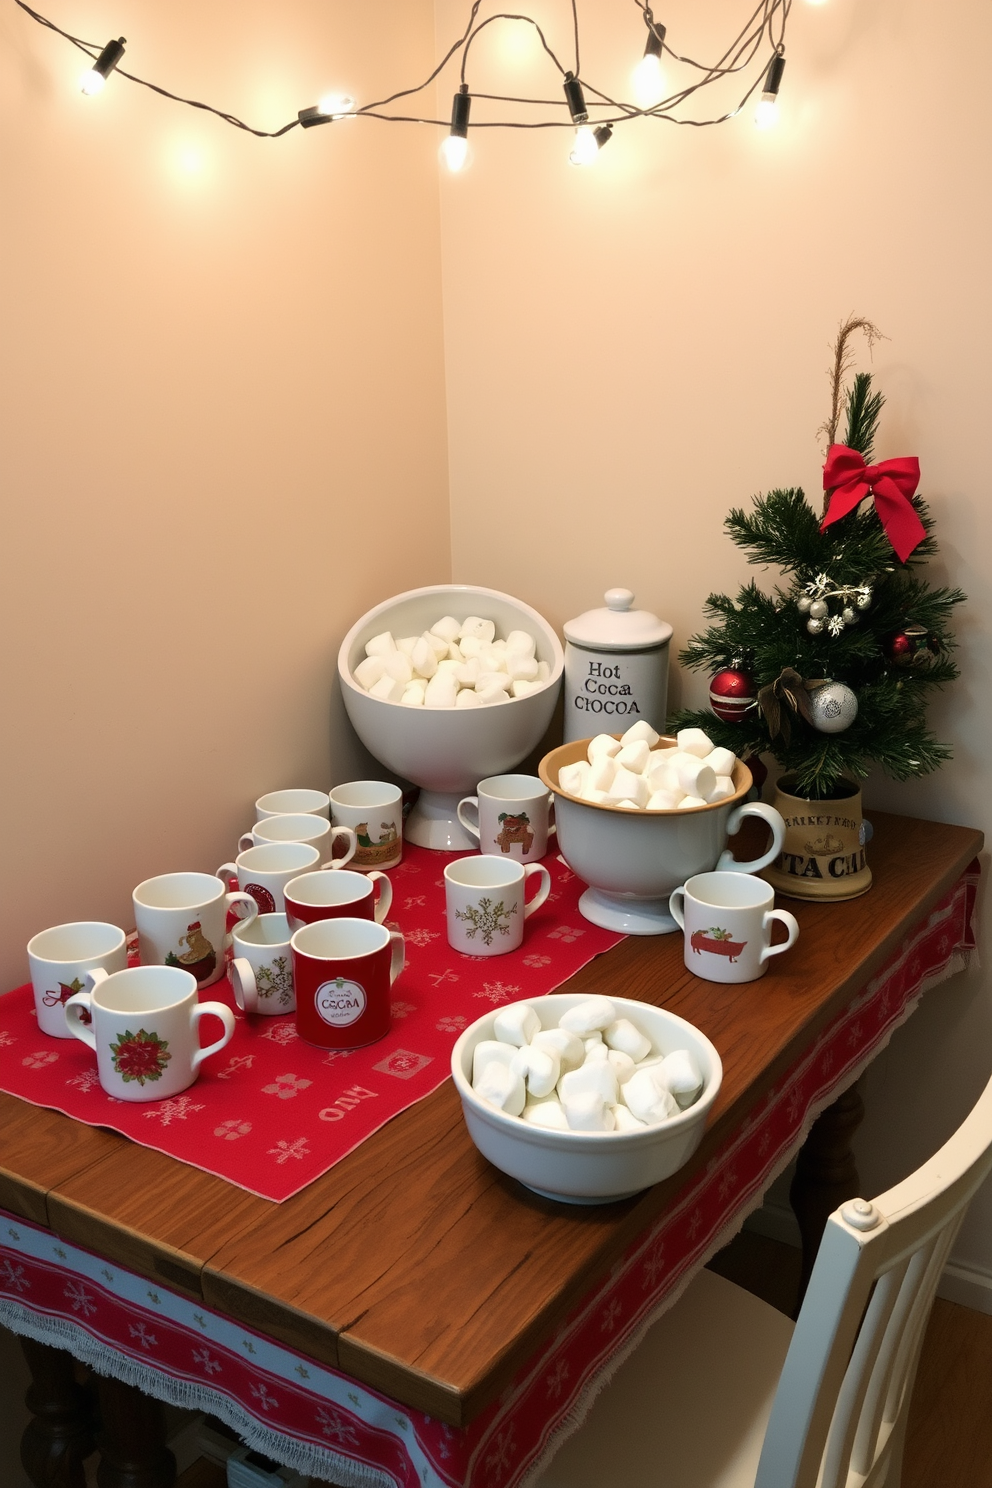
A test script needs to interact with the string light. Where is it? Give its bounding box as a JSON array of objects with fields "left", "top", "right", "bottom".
[
  {"left": 15, "top": 0, "right": 804, "bottom": 167},
  {"left": 632, "top": 12, "right": 666, "bottom": 109},
  {"left": 754, "top": 52, "right": 785, "bottom": 129},
  {"left": 441, "top": 84, "right": 472, "bottom": 172},
  {"left": 80, "top": 35, "right": 124, "bottom": 96}
]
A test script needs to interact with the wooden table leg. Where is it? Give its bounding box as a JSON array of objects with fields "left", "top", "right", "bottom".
[
  {"left": 790, "top": 1082, "right": 866, "bottom": 1308},
  {"left": 94, "top": 1374, "right": 176, "bottom": 1488},
  {"left": 19, "top": 1337, "right": 95, "bottom": 1488}
]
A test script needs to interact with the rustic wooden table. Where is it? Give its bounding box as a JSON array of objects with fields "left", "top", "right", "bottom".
[{"left": 0, "top": 810, "right": 982, "bottom": 1487}]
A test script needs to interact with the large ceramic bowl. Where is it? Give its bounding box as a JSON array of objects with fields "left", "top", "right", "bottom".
[
  {"left": 539, "top": 736, "right": 785, "bottom": 934},
  {"left": 338, "top": 585, "right": 564, "bottom": 849},
  {"left": 451, "top": 993, "right": 722, "bottom": 1203}
]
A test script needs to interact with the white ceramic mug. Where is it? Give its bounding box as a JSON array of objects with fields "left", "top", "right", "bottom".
[
  {"left": 216, "top": 841, "right": 322, "bottom": 915},
  {"left": 238, "top": 813, "right": 357, "bottom": 866},
  {"left": 132, "top": 872, "right": 258, "bottom": 989},
  {"left": 668, "top": 871, "right": 800, "bottom": 984},
  {"left": 254, "top": 788, "right": 330, "bottom": 821},
  {"left": 64, "top": 965, "right": 235, "bottom": 1101},
  {"left": 27, "top": 922, "right": 128, "bottom": 1039},
  {"left": 330, "top": 781, "right": 403, "bottom": 870},
  {"left": 230, "top": 913, "right": 295, "bottom": 1015},
  {"left": 444, "top": 855, "right": 551, "bottom": 956},
  {"left": 283, "top": 870, "right": 393, "bottom": 932},
  {"left": 457, "top": 773, "right": 556, "bottom": 863}
]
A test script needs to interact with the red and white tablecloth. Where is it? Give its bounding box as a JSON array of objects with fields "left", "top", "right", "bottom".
[
  {"left": 0, "top": 867, "right": 977, "bottom": 1488},
  {"left": 0, "top": 848, "right": 622, "bottom": 1201}
]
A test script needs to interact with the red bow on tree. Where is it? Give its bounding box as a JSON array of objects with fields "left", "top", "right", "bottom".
[{"left": 820, "top": 444, "right": 926, "bottom": 563}]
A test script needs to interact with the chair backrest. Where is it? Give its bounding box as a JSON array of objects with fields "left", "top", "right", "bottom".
[{"left": 756, "top": 1070, "right": 992, "bottom": 1488}]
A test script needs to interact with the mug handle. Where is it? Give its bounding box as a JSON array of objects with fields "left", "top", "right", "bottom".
[
  {"left": 326, "top": 826, "right": 358, "bottom": 868},
  {"left": 224, "top": 892, "right": 258, "bottom": 949},
  {"left": 456, "top": 797, "right": 481, "bottom": 841},
  {"left": 547, "top": 795, "right": 557, "bottom": 839},
  {"left": 238, "top": 832, "right": 255, "bottom": 853},
  {"left": 387, "top": 927, "right": 405, "bottom": 985},
  {"left": 522, "top": 863, "right": 551, "bottom": 918},
  {"left": 761, "top": 908, "right": 800, "bottom": 963},
  {"left": 668, "top": 887, "right": 686, "bottom": 930},
  {"left": 190, "top": 1001, "right": 236, "bottom": 1071},
  {"left": 229, "top": 957, "right": 257, "bottom": 1013},
  {"left": 64, "top": 971, "right": 103, "bottom": 1050},
  {"left": 716, "top": 802, "right": 786, "bottom": 876},
  {"left": 368, "top": 871, "right": 393, "bottom": 924},
  {"left": 216, "top": 861, "right": 238, "bottom": 889}
]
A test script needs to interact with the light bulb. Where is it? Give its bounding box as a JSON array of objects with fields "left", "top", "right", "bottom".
[
  {"left": 440, "top": 133, "right": 469, "bottom": 172},
  {"left": 569, "top": 125, "right": 599, "bottom": 166},
  {"left": 317, "top": 93, "right": 356, "bottom": 119},
  {"left": 754, "top": 92, "right": 779, "bottom": 129},
  {"left": 80, "top": 68, "right": 106, "bottom": 96},
  {"left": 80, "top": 37, "right": 125, "bottom": 97},
  {"left": 633, "top": 50, "right": 665, "bottom": 108}
]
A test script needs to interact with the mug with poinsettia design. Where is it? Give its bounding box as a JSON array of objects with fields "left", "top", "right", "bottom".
[{"left": 64, "top": 965, "right": 236, "bottom": 1101}]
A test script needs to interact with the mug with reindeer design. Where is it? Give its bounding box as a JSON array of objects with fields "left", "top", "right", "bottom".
[
  {"left": 329, "top": 781, "right": 403, "bottom": 870},
  {"left": 457, "top": 774, "right": 556, "bottom": 864},
  {"left": 132, "top": 872, "right": 258, "bottom": 989}
]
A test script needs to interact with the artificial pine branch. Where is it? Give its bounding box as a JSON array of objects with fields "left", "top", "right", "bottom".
[{"left": 842, "top": 372, "right": 885, "bottom": 462}]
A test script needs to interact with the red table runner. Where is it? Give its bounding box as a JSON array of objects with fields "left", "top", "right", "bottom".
[{"left": 0, "top": 847, "right": 623, "bottom": 1202}]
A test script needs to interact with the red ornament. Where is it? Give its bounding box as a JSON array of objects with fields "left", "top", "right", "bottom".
[
  {"left": 886, "top": 625, "right": 940, "bottom": 665},
  {"left": 709, "top": 668, "right": 755, "bottom": 723}
]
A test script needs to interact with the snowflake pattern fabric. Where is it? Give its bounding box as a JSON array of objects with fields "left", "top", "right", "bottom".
[{"left": 0, "top": 845, "right": 623, "bottom": 1201}]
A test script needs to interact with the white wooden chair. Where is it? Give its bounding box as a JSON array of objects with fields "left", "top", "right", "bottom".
[{"left": 534, "top": 1071, "right": 992, "bottom": 1488}]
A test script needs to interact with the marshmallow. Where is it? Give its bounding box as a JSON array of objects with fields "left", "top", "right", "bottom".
[
  {"left": 493, "top": 1002, "right": 541, "bottom": 1047},
  {"left": 422, "top": 630, "right": 449, "bottom": 659},
  {"left": 454, "top": 659, "right": 482, "bottom": 687},
  {"left": 476, "top": 670, "right": 511, "bottom": 692},
  {"left": 604, "top": 1018, "right": 653, "bottom": 1063},
  {"left": 477, "top": 684, "right": 510, "bottom": 706},
  {"left": 507, "top": 654, "right": 540, "bottom": 682},
  {"left": 459, "top": 634, "right": 482, "bottom": 659},
  {"left": 446, "top": 641, "right": 465, "bottom": 662},
  {"left": 424, "top": 672, "right": 458, "bottom": 708},
  {"left": 605, "top": 768, "right": 649, "bottom": 808},
  {"left": 522, "top": 1097, "right": 570, "bottom": 1131},
  {"left": 588, "top": 733, "right": 623, "bottom": 762},
  {"left": 430, "top": 615, "right": 462, "bottom": 643},
  {"left": 559, "top": 996, "right": 617, "bottom": 1035},
  {"left": 512, "top": 680, "right": 541, "bottom": 699},
  {"left": 475, "top": 1062, "right": 526, "bottom": 1117},
  {"left": 511, "top": 1044, "right": 561, "bottom": 1099},
  {"left": 364, "top": 631, "right": 397, "bottom": 658},
  {"left": 562, "top": 1090, "right": 616, "bottom": 1132},
  {"left": 559, "top": 1060, "right": 619, "bottom": 1107},
  {"left": 647, "top": 790, "right": 682, "bottom": 811},
  {"left": 580, "top": 787, "right": 610, "bottom": 804},
  {"left": 622, "top": 1069, "right": 679, "bottom": 1125},
  {"left": 558, "top": 760, "right": 591, "bottom": 796},
  {"left": 614, "top": 1103, "right": 649, "bottom": 1132},
  {"left": 410, "top": 637, "right": 438, "bottom": 679},
  {"left": 436, "top": 658, "right": 462, "bottom": 675},
  {"left": 704, "top": 777, "right": 736, "bottom": 803},
  {"left": 583, "top": 1032, "right": 604, "bottom": 1051},
  {"left": 620, "top": 721, "right": 661, "bottom": 748},
  {"left": 677, "top": 728, "right": 715, "bottom": 759},
  {"left": 354, "top": 655, "right": 387, "bottom": 691},
  {"left": 607, "top": 1049, "right": 636, "bottom": 1085},
  {"left": 381, "top": 651, "right": 414, "bottom": 684},
  {"left": 458, "top": 616, "right": 496, "bottom": 645},
  {"left": 455, "top": 688, "right": 482, "bottom": 708},
  {"left": 676, "top": 758, "right": 717, "bottom": 800},
  {"left": 479, "top": 647, "right": 508, "bottom": 674},
  {"left": 656, "top": 1049, "right": 704, "bottom": 1108},
  {"left": 506, "top": 629, "right": 537, "bottom": 658},
  {"left": 677, "top": 795, "right": 708, "bottom": 810},
  {"left": 587, "top": 756, "right": 617, "bottom": 793},
  {"left": 644, "top": 760, "right": 678, "bottom": 795},
  {"left": 614, "top": 800, "right": 639, "bottom": 809},
  {"left": 397, "top": 635, "right": 419, "bottom": 656},
  {"left": 401, "top": 683, "right": 426, "bottom": 706},
  {"left": 615, "top": 740, "right": 650, "bottom": 774},
  {"left": 583, "top": 1039, "right": 610, "bottom": 1064},
  {"left": 368, "top": 674, "right": 405, "bottom": 702},
  {"left": 704, "top": 747, "right": 737, "bottom": 778},
  {"left": 532, "top": 1027, "right": 585, "bottom": 1073},
  {"left": 536, "top": 661, "right": 551, "bottom": 683},
  {"left": 472, "top": 1039, "right": 517, "bottom": 1084}
]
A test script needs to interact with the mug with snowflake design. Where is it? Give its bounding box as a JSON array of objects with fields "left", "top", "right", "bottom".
[
  {"left": 230, "top": 912, "right": 296, "bottom": 1015},
  {"left": 64, "top": 965, "right": 236, "bottom": 1101},
  {"left": 444, "top": 856, "right": 551, "bottom": 957}
]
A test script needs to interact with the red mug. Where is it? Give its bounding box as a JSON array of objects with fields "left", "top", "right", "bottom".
[
  {"left": 291, "top": 917, "right": 404, "bottom": 1049},
  {"left": 283, "top": 869, "right": 392, "bottom": 932}
]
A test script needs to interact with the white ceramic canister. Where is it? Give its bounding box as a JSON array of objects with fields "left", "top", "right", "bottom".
[{"left": 562, "top": 589, "right": 673, "bottom": 743}]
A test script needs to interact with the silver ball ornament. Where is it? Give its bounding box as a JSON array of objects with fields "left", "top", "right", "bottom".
[
  {"left": 842, "top": 606, "right": 856, "bottom": 624},
  {"left": 806, "top": 617, "right": 825, "bottom": 634},
  {"left": 797, "top": 595, "right": 813, "bottom": 613},
  {"left": 809, "top": 681, "right": 858, "bottom": 733},
  {"left": 809, "top": 600, "right": 829, "bottom": 619},
  {"left": 855, "top": 591, "right": 872, "bottom": 610}
]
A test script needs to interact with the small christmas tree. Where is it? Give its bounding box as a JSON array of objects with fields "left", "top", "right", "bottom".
[{"left": 671, "top": 318, "right": 965, "bottom": 800}]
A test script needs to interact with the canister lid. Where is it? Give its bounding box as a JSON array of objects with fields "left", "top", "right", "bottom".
[{"left": 563, "top": 589, "right": 673, "bottom": 652}]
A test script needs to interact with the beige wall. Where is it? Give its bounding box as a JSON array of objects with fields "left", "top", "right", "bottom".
[
  {"left": 437, "top": 0, "right": 992, "bottom": 1278},
  {"left": 0, "top": 0, "right": 450, "bottom": 992}
]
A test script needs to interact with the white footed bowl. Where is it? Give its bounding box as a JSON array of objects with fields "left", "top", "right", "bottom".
[
  {"left": 451, "top": 993, "right": 722, "bottom": 1203},
  {"left": 338, "top": 585, "right": 564, "bottom": 849},
  {"left": 539, "top": 737, "right": 785, "bottom": 935}
]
